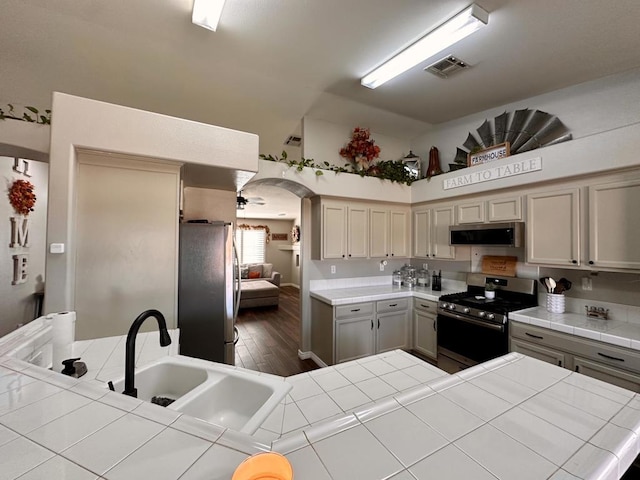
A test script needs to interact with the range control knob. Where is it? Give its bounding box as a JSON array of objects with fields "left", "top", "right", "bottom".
[
  {"left": 478, "top": 311, "right": 486, "bottom": 318},
  {"left": 462, "top": 307, "right": 470, "bottom": 314},
  {"left": 448, "top": 304, "right": 456, "bottom": 310},
  {"left": 486, "top": 313, "right": 495, "bottom": 320},
  {"left": 440, "top": 303, "right": 448, "bottom": 309}
]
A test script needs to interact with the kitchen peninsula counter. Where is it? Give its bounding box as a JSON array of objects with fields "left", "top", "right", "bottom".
[
  {"left": 309, "top": 284, "right": 461, "bottom": 306},
  {"left": 2, "top": 323, "right": 640, "bottom": 478}
]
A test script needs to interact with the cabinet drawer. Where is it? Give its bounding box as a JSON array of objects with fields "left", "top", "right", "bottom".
[
  {"left": 414, "top": 299, "right": 437, "bottom": 314},
  {"left": 376, "top": 298, "right": 409, "bottom": 313},
  {"left": 335, "top": 302, "right": 374, "bottom": 319}
]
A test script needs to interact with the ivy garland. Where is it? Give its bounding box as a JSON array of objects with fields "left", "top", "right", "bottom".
[{"left": 8, "top": 179, "right": 37, "bottom": 216}]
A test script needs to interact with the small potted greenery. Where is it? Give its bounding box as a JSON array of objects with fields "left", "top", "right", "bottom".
[{"left": 485, "top": 282, "right": 497, "bottom": 299}]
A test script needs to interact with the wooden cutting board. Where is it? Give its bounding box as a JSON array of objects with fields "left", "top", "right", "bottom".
[{"left": 481, "top": 256, "right": 517, "bottom": 277}]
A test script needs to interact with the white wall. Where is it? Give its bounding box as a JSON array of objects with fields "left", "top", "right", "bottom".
[
  {"left": 0, "top": 157, "right": 48, "bottom": 335},
  {"left": 302, "top": 117, "right": 410, "bottom": 169},
  {"left": 411, "top": 68, "right": 640, "bottom": 169},
  {"left": 182, "top": 187, "right": 236, "bottom": 223}
]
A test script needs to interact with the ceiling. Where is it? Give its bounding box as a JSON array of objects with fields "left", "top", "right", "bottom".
[{"left": 3, "top": 1, "right": 640, "bottom": 218}]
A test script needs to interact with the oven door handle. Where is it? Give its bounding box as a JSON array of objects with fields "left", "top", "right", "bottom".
[{"left": 438, "top": 310, "right": 505, "bottom": 332}]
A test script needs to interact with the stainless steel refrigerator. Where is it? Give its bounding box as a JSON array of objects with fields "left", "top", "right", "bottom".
[{"left": 178, "top": 221, "right": 240, "bottom": 364}]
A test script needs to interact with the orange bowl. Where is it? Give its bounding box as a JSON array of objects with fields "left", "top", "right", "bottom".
[{"left": 232, "top": 452, "right": 293, "bottom": 480}]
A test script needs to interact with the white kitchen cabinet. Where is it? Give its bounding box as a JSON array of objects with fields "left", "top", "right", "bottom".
[
  {"left": 413, "top": 205, "right": 467, "bottom": 260},
  {"left": 369, "top": 206, "right": 410, "bottom": 258},
  {"left": 588, "top": 179, "right": 640, "bottom": 270},
  {"left": 317, "top": 200, "right": 369, "bottom": 260},
  {"left": 322, "top": 203, "right": 347, "bottom": 259},
  {"left": 526, "top": 188, "right": 581, "bottom": 267},
  {"left": 488, "top": 196, "right": 522, "bottom": 222},
  {"left": 347, "top": 204, "right": 369, "bottom": 259},
  {"left": 413, "top": 299, "right": 437, "bottom": 360},
  {"left": 456, "top": 201, "right": 485, "bottom": 224}
]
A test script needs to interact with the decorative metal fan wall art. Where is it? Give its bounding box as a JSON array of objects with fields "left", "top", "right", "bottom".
[{"left": 452, "top": 109, "right": 572, "bottom": 170}]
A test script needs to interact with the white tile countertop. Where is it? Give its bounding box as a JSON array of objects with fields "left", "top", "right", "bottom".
[
  {"left": 3, "top": 323, "right": 640, "bottom": 478},
  {"left": 310, "top": 285, "right": 462, "bottom": 306},
  {"left": 512, "top": 307, "right": 640, "bottom": 352}
]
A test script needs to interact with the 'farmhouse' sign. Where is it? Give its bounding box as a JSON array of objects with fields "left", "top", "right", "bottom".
[{"left": 443, "top": 157, "right": 542, "bottom": 190}]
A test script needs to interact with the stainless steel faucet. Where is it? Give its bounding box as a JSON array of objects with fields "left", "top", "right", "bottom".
[{"left": 122, "top": 309, "right": 172, "bottom": 397}]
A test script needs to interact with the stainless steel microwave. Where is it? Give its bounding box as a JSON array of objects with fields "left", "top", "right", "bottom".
[{"left": 449, "top": 222, "right": 524, "bottom": 247}]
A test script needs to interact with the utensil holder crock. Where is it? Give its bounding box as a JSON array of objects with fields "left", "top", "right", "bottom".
[{"left": 546, "top": 293, "right": 565, "bottom": 314}]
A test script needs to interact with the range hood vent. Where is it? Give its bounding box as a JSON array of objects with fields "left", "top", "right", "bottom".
[{"left": 425, "top": 55, "right": 469, "bottom": 78}]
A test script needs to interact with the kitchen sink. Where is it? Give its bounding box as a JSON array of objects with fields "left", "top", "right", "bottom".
[{"left": 110, "top": 356, "right": 291, "bottom": 434}]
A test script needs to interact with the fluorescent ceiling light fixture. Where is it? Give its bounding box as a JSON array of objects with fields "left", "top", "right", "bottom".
[
  {"left": 361, "top": 4, "right": 488, "bottom": 89},
  {"left": 192, "top": 0, "right": 226, "bottom": 32}
]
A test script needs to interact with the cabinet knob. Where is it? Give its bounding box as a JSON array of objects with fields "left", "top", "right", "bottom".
[
  {"left": 589, "top": 260, "right": 594, "bottom": 265},
  {"left": 348, "top": 254, "right": 351, "bottom": 257},
  {"left": 571, "top": 260, "right": 577, "bottom": 264}
]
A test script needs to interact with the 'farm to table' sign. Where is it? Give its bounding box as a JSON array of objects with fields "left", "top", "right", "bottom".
[{"left": 443, "top": 157, "right": 542, "bottom": 190}]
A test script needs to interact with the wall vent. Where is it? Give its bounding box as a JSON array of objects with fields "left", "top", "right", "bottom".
[
  {"left": 284, "top": 135, "right": 302, "bottom": 147},
  {"left": 425, "top": 55, "right": 469, "bottom": 78}
]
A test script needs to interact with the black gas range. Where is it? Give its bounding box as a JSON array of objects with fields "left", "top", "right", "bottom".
[{"left": 436, "top": 273, "right": 538, "bottom": 372}]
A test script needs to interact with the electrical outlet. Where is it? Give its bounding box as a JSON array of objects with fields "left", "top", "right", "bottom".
[
  {"left": 330, "top": 265, "right": 336, "bottom": 274},
  {"left": 582, "top": 277, "right": 592, "bottom": 291},
  {"left": 423, "top": 264, "right": 428, "bottom": 270},
  {"left": 380, "top": 263, "right": 385, "bottom": 271}
]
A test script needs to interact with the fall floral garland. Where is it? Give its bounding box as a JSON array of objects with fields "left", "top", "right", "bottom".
[{"left": 8, "top": 179, "right": 36, "bottom": 216}]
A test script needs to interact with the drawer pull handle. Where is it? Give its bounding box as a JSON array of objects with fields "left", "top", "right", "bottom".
[
  {"left": 371, "top": 320, "right": 373, "bottom": 330},
  {"left": 388, "top": 303, "right": 398, "bottom": 307},
  {"left": 433, "top": 320, "right": 436, "bottom": 331},
  {"left": 558, "top": 360, "right": 562, "bottom": 367},
  {"left": 351, "top": 308, "right": 360, "bottom": 312},
  {"left": 597, "top": 352, "right": 625, "bottom": 362},
  {"left": 525, "top": 332, "right": 544, "bottom": 340},
  {"left": 378, "top": 319, "right": 380, "bottom": 329},
  {"left": 575, "top": 365, "right": 580, "bottom": 373},
  {"left": 420, "top": 304, "right": 430, "bottom": 308}
]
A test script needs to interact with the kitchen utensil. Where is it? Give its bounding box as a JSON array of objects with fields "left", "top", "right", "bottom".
[
  {"left": 554, "top": 277, "right": 572, "bottom": 294},
  {"left": 547, "top": 277, "right": 556, "bottom": 294},
  {"left": 539, "top": 277, "right": 551, "bottom": 293}
]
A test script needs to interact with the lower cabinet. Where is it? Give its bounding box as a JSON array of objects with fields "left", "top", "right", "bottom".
[
  {"left": 413, "top": 299, "right": 437, "bottom": 360},
  {"left": 510, "top": 322, "right": 640, "bottom": 392},
  {"left": 310, "top": 297, "right": 409, "bottom": 365},
  {"left": 335, "top": 316, "right": 375, "bottom": 364},
  {"left": 510, "top": 337, "right": 565, "bottom": 368}
]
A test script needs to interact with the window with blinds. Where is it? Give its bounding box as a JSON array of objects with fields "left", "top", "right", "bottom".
[{"left": 235, "top": 228, "right": 266, "bottom": 264}]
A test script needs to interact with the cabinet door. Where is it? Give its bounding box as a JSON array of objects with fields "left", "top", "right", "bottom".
[
  {"left": 369, "top": 208, "right": 389, "bottom": 258},
  {"left": 347, "top": 206, "right": 369, "bottom": 258},
  {"left": 456, "top": 201, "right": 485, "bottom": 224},
  {"left": 335, "top": 317, "right": 375, "bottom": 363},
  {"left": 588, "top": 180, "right": 640, "bottom": 270},
  {"left": 377, "top": 310, "right": 410, "bottom": 353},
  {"left": 389, "top": 210, "right": 409, "bottom": 257},
  {"left": 322, "top": 204, "right": 346, "bottom": 259},
  {"left": 574, "top": 356, "right": 640, "bottom": 393},
  {"left": 526, "top": 188, "right": 580, "bottom": 266},
  {"left": 432, "top": 206, "right": 456, "bottom": 259},
  {"left": 413, "top": 306, "right": 437, "bottom": 359},
  {"left": 488, "top": 196, "right": 522, "bottom": 222},
  {"left": 413, "top": 210, "right": 432, "bottom": 258},
  {"left": 510, "top": 338, "right": 566, "bottom": 368}
]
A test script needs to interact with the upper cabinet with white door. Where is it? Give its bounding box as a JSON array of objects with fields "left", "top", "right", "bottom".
[
  {"left": 312, "top": 197, "right": 408, "bottom": 260},
  {"left": 588, "top": 178, "right": 640, "bottom": 270},
  {"left": 526, "top": 187, "right": 581, "bottom": 267},
  {"left": 456, "top": 194, "right": 522, "bottom": 224},
  {"left": 413, "top": 204, "right": 469, "bottom": 260}
]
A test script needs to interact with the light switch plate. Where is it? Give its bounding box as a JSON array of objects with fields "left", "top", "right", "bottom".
[{"left": 50, "top": 243, "right": 65, "bottom": 254}]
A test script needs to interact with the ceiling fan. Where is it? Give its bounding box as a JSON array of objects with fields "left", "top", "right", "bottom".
[{"left": 236, "top": 191, "right": 265, "bottom": 210}]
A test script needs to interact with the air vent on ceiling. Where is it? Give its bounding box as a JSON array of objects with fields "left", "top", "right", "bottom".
[
  {"left": 284, "top": 135, "right": 302, "bottom": 147},
  {"left": 425, "top": 55, "right": 469, "bottom": 78}
]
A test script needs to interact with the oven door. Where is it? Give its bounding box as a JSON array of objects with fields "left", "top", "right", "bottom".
[{"left": 437, "top": 309, "right": 508, "bottom": 369}]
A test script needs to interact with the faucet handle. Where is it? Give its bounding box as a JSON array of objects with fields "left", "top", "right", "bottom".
[{"left": 61, "top": 357, "right": 81, "bottom": 375}]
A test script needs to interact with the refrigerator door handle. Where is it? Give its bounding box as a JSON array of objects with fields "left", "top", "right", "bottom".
[
  {"left": 232, "top": 237, "right": 242, "bottom": 321},
  {"left": 233, "top": 326, "right": 239, "bottom": 345}
]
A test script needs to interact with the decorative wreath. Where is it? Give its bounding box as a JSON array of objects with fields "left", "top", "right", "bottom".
[
  {"left": 8, "top": 179, "right": 36, "bottom": 216},
  {"left": 291, "top": 225, "right": 300, "bottom": 244}
]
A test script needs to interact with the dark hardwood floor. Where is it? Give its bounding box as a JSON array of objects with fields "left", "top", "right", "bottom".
[{"left": 235, "top": 286, "right": 319, "bottom": 377}]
